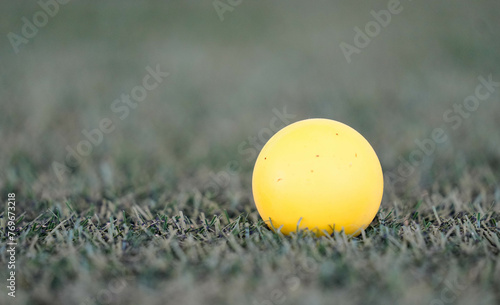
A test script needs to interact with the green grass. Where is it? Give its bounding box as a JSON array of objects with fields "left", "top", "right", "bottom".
[
  {"left": 1, "top": 1, "right": 500, "bottom": 304},
  {"left": 1, "top": 175, "right": 499, "bottom": 304}
]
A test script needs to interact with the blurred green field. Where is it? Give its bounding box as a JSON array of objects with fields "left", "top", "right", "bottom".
[{"left": 1, "top": 1, "right": 500, "bottom": 304}]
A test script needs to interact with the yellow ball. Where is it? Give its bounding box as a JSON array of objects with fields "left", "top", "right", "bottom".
[{"left": 252, "top": 118, "right": 383, "bottom": 236}]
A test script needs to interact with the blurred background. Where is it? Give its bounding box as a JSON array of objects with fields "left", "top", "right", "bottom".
[
  {"left": 1, "top": 1, "right": 499, "bottom": 218},
  {"left": 1, "top": 2, "right": 500, "bottom": 305}
]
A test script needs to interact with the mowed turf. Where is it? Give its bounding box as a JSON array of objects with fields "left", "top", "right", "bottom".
[
  {"left": 1, "top": 172, "right": 499, "bottom": 304},
  {"left": 1, "top": 1, "right": 500, "bottom": 305}
]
